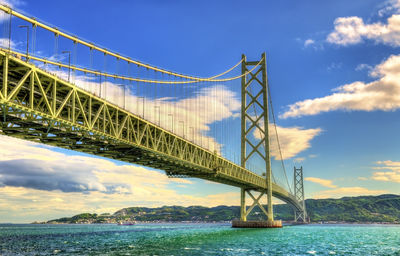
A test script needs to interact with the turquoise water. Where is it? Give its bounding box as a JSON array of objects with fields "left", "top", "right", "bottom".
[{"left": 0, "top": 223, "right": 400, "bottom": 255}]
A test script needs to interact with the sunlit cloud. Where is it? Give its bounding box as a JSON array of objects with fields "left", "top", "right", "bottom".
[
  {"left": 0, "top": 185, "right": 241, "bottom": 223},
  {"left": 326, "top": 0, "right": 400, "bottom": 46},
  {"left": 253, "top": 123, "right": 322, "bottom": 160},
  {"left": 0, "top": 0, "right": 24, "bottom": 7},
  {"left": 305, "top": 177, "right": 337, "bottom": 188},
  {"left": 0, "top": 0, "right": 25, "bottom": 22},
  {"left": 298, "top": 37, "right": 324, "bottom": 50},
  {"left": 372, "top": 160, "right": 400, "bottom": 182},
  {"left": 270, "top": 125, "right": 321, "bottom": 160},
  {"left": 311, "top": 187, "right": 387, "bottom": 199},
  {"left": 0, "top": 38, "right": 17, "bottom": 49},
  {"left": 356, "top": 63, "right": 373, "bottom": 72},
  {"left": 0, "top": 136, "right": 193, "bottom": 193},
  {"left": 0, "top": 135, "right": 243, "bottom": 222},
  {"left": 281, "top": 54, "right": 400, "bottom": 118},
  {"left": 378, "top": 0, "right": 400, "bottom": 17},
  {"left": 304, "top": 39, "right": 315, "bottom": 47}
]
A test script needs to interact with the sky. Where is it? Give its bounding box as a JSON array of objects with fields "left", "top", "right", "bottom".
[{"left": 1, "top": 0, "right": 400, "bottom": 223}]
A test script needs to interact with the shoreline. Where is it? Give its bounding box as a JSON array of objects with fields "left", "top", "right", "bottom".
[{"left": 24, "top": 221, "right": 400, "bottom": 225}]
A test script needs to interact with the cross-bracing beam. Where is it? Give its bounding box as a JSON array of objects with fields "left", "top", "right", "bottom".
[
  {"left": 294, "top": 166, "right": 308, "bottom": 223},
  {"left": 240, "top": 53, "right": 274, "bottom": 221}
]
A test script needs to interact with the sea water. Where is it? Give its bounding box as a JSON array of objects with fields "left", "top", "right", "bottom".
[{"left": 0, "top": 223, "right": 399, "bottom": 255}]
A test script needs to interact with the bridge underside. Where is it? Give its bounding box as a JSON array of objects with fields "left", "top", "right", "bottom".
[{"left": 0, "top": 50, "right": 303, "bottom": 212}]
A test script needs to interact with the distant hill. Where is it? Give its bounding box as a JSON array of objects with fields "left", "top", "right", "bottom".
[
  {"left": 44, "top": 194, "right": 400, "bottom": 224},
  {"left": 305, "top": 194, "right": 400, "bottom": 222}
]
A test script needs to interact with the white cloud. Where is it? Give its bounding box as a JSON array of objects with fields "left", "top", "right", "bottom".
[
  {"left": 355, "top": 63, "right": 373, "bottom": 72},
  {"left": 270, "top": 125, "right": 321, "bottom": 160},
  {"left": 281, "top": 54, "right": 400, "bottom": 118},
  {"left": 326, "top": 0, "right": 400, "bottom": 46},
  {"left": 0, "top": 185, "right": 241, "bottom": 223},
  {"left": 0, "top": 135, "right": 194, "bottom": 193},
  {"left": 300, "top": 38, "right": 324, "bottom": 50},
  {"left": 304, "top": 39, "right": 315, "bottom": 47},
  {"left": 327, "top": 62, "right": 342, "bottom": 71},
  {"left": 306, "top": 159, "right": 400, "bottom": 199},
  {"left": 253, "top": 123, "right": 322, "bottom": 160},
  {"left": 312, "top": 186, "right": 387, "bottom": 199},
  {"left": 305, "top": 177, "right": 337, "bottom": 188},
  {"left": 0, "top": 0, "right": 24, "bottom": 7},
  {"left": 372, "top": 160, "right": 400, "bottom": 182},
  {"left": 0, "top": 0, "right": 25, "bottom": 22},
  {"left": 37, "top": 64, "right": 241, "bottom": 154},
  {"left": 50, "top": 198, "right": 64, "bottom": 202},
  {"left": 0, "top": 135, "right": 243, "bottom": 222},
  {"left": 0, "top": 38, "right": 16, "bottom": 49},
  {"left": 378, "top": 0, "right": 400, "bottom": 17}
]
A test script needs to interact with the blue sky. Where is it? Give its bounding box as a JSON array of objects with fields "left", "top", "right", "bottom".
[{"left": 1, "top": 0, "right": 400, "bottom": 222}]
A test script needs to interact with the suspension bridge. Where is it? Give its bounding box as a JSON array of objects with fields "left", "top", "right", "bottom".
[{"left": 0, "top": 5, "right": 307, "bottom": 227}]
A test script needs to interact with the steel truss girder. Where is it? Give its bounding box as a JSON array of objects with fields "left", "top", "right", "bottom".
[{"left": 0, "top": 50, "right": 303, "bottom": 212}]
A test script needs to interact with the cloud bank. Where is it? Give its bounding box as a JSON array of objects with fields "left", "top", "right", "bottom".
[
  {"left": 327, "top": 0, "right": 400, "bottom": 46},
  {"left": 372, "top": 160, "right": 400, "bottom": 182},
  {"left": 268, "top": 125, "right": 322, "bottom": 160},
  {"left": 305, "top": 177, "right": 337, "bottom": 188},
  {"left": 0, "top": 136, "right": 193, "bottom": 194},
  {"left": 0, "top": 135, "right": 243, "bottom": 222},
  {"left": 281, "top": 54, "right": 400, "bottom": 118},
  {"left": 312, "top": 186, "right": 387, "bottom": 199}
]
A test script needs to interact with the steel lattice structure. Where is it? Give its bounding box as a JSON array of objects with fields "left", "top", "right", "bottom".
[
  {"left": 240, "top": 53, "right": 275, "bottom": 221},
  {"left": 0, "top": 5, "right": 309, "bottom": 222},
  {"left": 0, "top": 50, "right": 305, "bottom": 214},
  {"left": 294, "top": 166, "right": 308, "bottom": 222}
]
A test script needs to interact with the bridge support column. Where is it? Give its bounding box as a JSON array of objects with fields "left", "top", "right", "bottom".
[
  {"left": 234, "top": 189, "right": 281, "bottom": 228},
  {"left": 239, "top": 190, "right": 270, "bottom": 220},
  {"left": 240, "top": 188, "right": 246, "bottom": 221},
  {"left": 294, "top": 166, "right": 308, "bottom": 223},
  {"left": 235, "top": 53, "right": 280, "bottom": 228}
]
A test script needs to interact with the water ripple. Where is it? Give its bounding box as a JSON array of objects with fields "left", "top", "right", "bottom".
[{"left": 0, "top": 223, "right": 399, "bottom": 255}]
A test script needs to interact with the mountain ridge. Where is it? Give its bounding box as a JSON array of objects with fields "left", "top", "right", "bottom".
[{"left": 42, "top": 194, "right": 400, "bottom": 224}]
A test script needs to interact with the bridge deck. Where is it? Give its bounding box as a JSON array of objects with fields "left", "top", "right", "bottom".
[{"left": 0, "top": 50, "right": 302, "bottom": 211}]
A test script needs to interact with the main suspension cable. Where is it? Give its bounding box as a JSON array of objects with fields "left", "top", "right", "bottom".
[
  {"left": 5, "top": 48, "right": 262, "bottom": 84},
  {"left": 267, "top": 78, "right": 293, "bottom": 194},
  {"left": 0, "top": 4, "right": 245, "bottom": 82}
]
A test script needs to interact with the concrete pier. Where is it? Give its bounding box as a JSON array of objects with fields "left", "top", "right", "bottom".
[{"left": 232, "top": 219, "right": 282, "bottom": 228}]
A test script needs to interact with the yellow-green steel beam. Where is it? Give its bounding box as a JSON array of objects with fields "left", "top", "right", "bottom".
[{"left": 0, "top": 49, "right": 303, "bottom": 212}]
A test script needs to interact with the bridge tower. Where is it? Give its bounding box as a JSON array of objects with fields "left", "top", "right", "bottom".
[
  {"left": 235, "top": 53, "right": 278, "bottom": 227},
  {"left": 294, "top": 166, "right": 308, "bottom": 223}
]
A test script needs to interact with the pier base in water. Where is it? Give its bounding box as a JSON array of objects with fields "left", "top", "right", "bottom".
[{"left": 231, "top": 220, "right": 282, "bottom": 228}]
